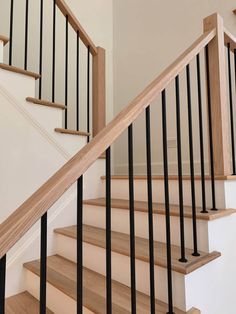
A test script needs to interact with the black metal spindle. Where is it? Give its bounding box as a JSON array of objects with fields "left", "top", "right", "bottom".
[
  {"left": 128, "top": 124, "right": 136, "bottom": 314},
  {"left": 24, "top": 0, "right": 29, "bottom": 70},
  {"left": 161, "top": 90, "right": 174, "bottom": 314},
  {"left": 145, "top": 106, "right": 155, "bottom": 313},
  {"left": 175, "top": 76, "right": 187, "bottom": 262},
  {"left": 0, "top": 255, "right": 6, "bottom": 314},
  {"left": 77, "top": 176, "right": 83, "bottom": 313},
  {"left": 52, "top": 0, "right": 56, "bottom": 102},
  {"left": 87, "top": 46, "right": 90, "bottom": 142},
  {"left": 186, "top": 64, "right": 199, "bottom": 256},
  {"left": 9, "top": 0, "right": 14, "bottom": 65},
  {"left": 39, "top": 0, "right": 44, "bottom": 99},
  {"left": 106, "top": 147, "right": 112, "bottom": 314},
  {"left": 65, "top": 15, "right": 69, "bottom": 129},
  {"left": 196, "top": 54, "right": 207, "bottom": 214},
  {"left": 205, "top": 46, "right": 217, "bottom": 210},
  {"left": 227, "top": 43, "right": 236, "bottom": 174},
  {"left": 40, "top": 212, "right": 47, "bottom": 314},
  {"left": 76, "top": 31, "right": 80, "bottom": 131}
]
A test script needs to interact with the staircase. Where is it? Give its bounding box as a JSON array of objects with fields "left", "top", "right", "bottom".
[{"left": 1, "top": 1, "right": 236, "bottom": 314}]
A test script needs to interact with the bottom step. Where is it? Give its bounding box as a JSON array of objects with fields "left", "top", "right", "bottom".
[
  {"left": 24, "top": 255, "right": 200, "bottom": 314},
  {"left": 6, "top": 291, "right": 53, "bottom": 313}
]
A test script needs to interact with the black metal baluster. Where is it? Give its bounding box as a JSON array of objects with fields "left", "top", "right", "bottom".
[
  {"left": 205, "top": 46, "right": 217, "bottom": 210},
  {"left": 65, "top": 15, "right": 69, "bottom": 129},
  {"left": 40, "top": 212, "right": 47, "bottom": 314},
  {"left": 52, "top": 0, "right": 56, "bottom": 102},
  {"left": 175, "top": 76, "right": 187, "bottom": 262},
  {"left": 9, "top": 0, "right": 14, "bottom": 65},
  {"left": 76, "top": 31, "right": 80, "bottom": 131},
  {"left": 161, "top": 90, "right": 174, "bottom": 314},
  {"left": 24, "top": 0, "right": 29, "bottom": 70},
  {"left": 106, "top": 147, "right": 112, "bottom": 313},
  {"left": 39, "top": 0, "right": 44, "bottom": 99},
  {"left": 128, "top": 124, "right": 136, "bottom": 314},
  {"left": 227, "top": 43, "right": 236, "bottom": 174},
  {"left": 186, "top": 64, "right": 199, "bottom": 256},
  {"left": 77, "top": 176, "right": 83, "bottom": 314},
  {"left": 87, "top": 46, "right": 90, "bottom": 142},
  {"left": 196, "top": 54, "right": 207, "bottom": 214},
  {"left": 145, "top": 106, "right": 155, "bottom": 313},
  {"left": 0, "top": 255, "right": 6, "bottom": 314}
]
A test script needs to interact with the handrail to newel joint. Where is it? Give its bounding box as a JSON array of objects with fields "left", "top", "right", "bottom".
[
  {"left": 0, "top": 27, "right": 216, "bottom": 259},
  {"left": 55, "top": 0, "right": 97, "bottom": 56},
  {"left": 55, "top": 0, "right": 106, "bottom": 136},
  {"left": 224, "top": 27, "right": 236, "bottom": 51}
]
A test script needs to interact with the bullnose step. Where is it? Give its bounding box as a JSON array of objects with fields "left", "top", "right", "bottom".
[
  {"left": 24, "top": 255, "right": 199, "bottom": 314},
  {"left": 55, "top": 128, "right": 90, "bottom": 137},
  {"left": 84, "top": 198, "right": 236, "bottom": 221},
  {"left": 0, "top": 63, "right": 40, "bottom": 79},
  {"left": 101, "top": 175, "right": 236, "bottom": 181},
  {"left": 26, "top": 97, "right": 67, "bottom": 110},
  {"left": 54, "top": 224, "right": 221, "bottom": 275},
  {"left": 6, "top": 291, "right": 53, "bottom": 314}
]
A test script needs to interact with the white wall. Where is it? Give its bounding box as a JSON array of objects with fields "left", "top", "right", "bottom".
[
  {"left": 113, "top": 0, "right": 236, "bottom": 174},
  {"left": 0, "top": 0, "right": 113, "bottom": 131}
]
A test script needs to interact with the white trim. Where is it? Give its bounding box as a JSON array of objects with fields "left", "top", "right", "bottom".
[{"left": 0, "top": 84, "right": 71, "bottom": 160}]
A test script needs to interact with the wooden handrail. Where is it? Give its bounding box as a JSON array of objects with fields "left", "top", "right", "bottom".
[
  {"left": 55, "top": 0, "right": 97, "bottom": 56},
  {"left": 224, "top": 27, "right": 236, "bottom": 51},
  {"left": 0, "top": 29, "right": 216, "bottom": 259}
]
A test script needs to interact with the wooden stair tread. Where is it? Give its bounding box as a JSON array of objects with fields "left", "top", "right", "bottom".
[
  {"left": 24, "top": 255, "right": 199, "bottom": 314},
  {"left": 101, "top": 174, "right": 236, "bottom": 181},
  {"left": 0, "top": 63, "right": 40, "bottom": 79},
  {"left": 54, "top": 225, "right": 220, "bottom": 275},
  {"left": 26, "top": 97, "right": 66, "bottom": 110},
  {"left": 84, "top": 198, "right": 236, "bottom": 221},
  {"left": 6, "top": 291, "right": 53, "bottom": 314},
  {"left": 0, "top": 35, "right": 9, "bottom": 46},
  {"left": 55, "top": 128, "right": 90, "bottom": 137}
]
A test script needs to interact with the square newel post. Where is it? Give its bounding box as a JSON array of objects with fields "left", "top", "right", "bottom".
[
  {"left": 203, "top": 13, "right": 232, "bottom": 176},
  {"left": 92, "top": 46, "right": 106, "bottom": 137}
]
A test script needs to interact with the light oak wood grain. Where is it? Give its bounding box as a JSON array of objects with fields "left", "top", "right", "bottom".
[
  {"left": 93, "top": 47, "right": 106, "bottom": 136},
  {"left": 0, "top": 28, "right": 215, "bottom": 259},
  {"left": 204, "top": 14, "right": 231, "bottom": 175},
  {"left": 54, "top": 128, "right": 90, "bottom": 137},
  {"left": 54, "top": 225, "right": 221, "bottom": 275},
  {"left": 100, "top": 174, "right": 236, "bottom": 181},
  {"left": 6, "top": 291, "right": 53, "bottom": 314},
  {"left": 55, "top": 0, "right": 97, "bottom": 56},
  {"left": 26, "top": 97, "right": 66, "bottom": 110},
  {"left": 24, "top": 255, "right": 199, "bottom": 314},
  {"left": 83, "top": 198, "right": 236, "bottom": 221},
  {"left": 0, "top": 63, "right": 40, "bottom": 79}
]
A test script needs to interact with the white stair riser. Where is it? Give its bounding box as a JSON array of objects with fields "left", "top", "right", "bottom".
[
  {"left": 101, "top": 179, "right": 234, "bottom": 209},
  {"left": 54, "top": 235, "right": 187, "bottom": 311},
  {"left": 25, "top": 270, "right": 93, "bottom": 314},
  {"left": 0, "top": 68, "right": 35, "bottom": 100},
  {"left": 0, "top": 66, "right": 87, "bottom": 156},
  {"left": 83, "top": 205, "right": 209, "bottom": 252}
]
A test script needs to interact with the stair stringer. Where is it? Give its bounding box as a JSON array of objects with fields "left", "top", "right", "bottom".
[{"left": 0, "top": 83, "right": 105, "bottom": 297}]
